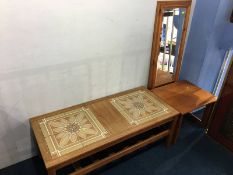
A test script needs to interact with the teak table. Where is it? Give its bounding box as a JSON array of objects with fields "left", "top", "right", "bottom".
[
  {"left": 151, "top": 80, "right": 217, "bottom": 143},
  {"left": 30, "top": 87, "right": 180, "bottom": 175}
]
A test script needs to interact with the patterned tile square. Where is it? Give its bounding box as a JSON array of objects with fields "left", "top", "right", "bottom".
[
  {"left": 39, "top": 107, "right": 108, "bottom": 158},
  {"left": 111, "top": 90, "right": 169, "bottom": 125}
]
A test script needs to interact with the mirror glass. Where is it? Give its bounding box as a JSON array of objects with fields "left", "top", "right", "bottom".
[{"left": 155, "top": 8, "right": 186, "bottom": 86}]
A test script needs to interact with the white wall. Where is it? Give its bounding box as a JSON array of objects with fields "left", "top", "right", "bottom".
[
  {"left": 0, "top": 0, "right": 156, "bottom": 168},
  {"left": 0, "top": 0, "right": 195, "bottom": 169}
]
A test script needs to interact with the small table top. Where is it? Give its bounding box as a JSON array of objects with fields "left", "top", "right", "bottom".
[
  {"left": 151, "top": 80, "right": 217, "bottom": 115},
  {"left": 30, "top": 87, "right": 179, "bottom": 169}
]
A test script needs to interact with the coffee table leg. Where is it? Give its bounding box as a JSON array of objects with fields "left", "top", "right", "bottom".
[
  {"left": 166, "top": 116, "right": 178, "bottom": 147},
  {"left": 172, "top": 115, "right": 183, "bottom": 144},
  {"left": 48, "top": 168, "right": 56, "bottom": 175}
]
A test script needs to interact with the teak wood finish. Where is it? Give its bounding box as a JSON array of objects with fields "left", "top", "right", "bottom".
[
  {"left": 148, "top": 0, "right": 192, "bottom": 89},
  {"left": 151, "top": 80, "right": 217, "bottom": 143},
  {"left": 30, "top": 87, "right": 180, "bottom": 175}
]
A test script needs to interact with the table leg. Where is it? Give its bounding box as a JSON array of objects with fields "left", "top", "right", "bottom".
[
  {"left": 48, "top": 168, "right": 56, "bottom": 175},
  {"left": 166, "top": 116, "right": 178, "bottom": 147},
  {"left": 172, "top": 115, "right": 183, "bottom": 144},
  {"left": 201, "top": 103, "right": 215, "bottom": 129}
]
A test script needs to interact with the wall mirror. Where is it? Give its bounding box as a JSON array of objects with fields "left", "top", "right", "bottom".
[{"left": 148, "top": 0, "right": 192, "bottom": 89}]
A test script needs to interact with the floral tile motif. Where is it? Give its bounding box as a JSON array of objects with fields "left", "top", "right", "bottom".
[
  {"left": 111, "top": 90, "right": 169, "bottom": 125},
  {"left": 39, "top": 107, "right": 108, "bottom": 158}
]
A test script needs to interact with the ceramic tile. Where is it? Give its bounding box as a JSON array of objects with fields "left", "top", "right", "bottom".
[
  {"left": 39, "top": 107, "right": 108, "bottom": 158},
  {"left": 111, "top": 90, "right": 168, "bottom": 125}
]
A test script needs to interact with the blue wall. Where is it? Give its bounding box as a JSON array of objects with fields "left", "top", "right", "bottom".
[{"left": 180, "top": 0, "right": 233, "bottom": 93}]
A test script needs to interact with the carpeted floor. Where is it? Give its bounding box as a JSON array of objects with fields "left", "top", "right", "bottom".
[{"left": 1, "top": 118, "right": 233, "bottom": 175}]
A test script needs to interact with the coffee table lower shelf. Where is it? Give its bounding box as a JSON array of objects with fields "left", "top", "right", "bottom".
[{"left": 70, "top": 129, "right": 170, "bottom": 175}]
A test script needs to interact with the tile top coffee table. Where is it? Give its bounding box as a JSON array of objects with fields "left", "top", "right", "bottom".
[{"left": 30, "top": 87, "right": 180, "bottom": 175}]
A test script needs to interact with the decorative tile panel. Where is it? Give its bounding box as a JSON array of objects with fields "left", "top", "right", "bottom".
[
  {"left": 39, "top": 107, "right": 107, "bottom": 158},
  {"left": 111, "top": 90, "right": 168, "bottom": 125}
]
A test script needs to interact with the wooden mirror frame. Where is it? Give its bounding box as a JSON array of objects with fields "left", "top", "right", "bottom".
[{"left": 148, "top": 0, "right": 192, "bottom": 89}]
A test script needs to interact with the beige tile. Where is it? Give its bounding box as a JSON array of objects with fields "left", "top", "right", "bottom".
[
  {"left": 39, "top": 107, "right": 108, "bottom": 158},
  {"left": 111, "top": 90, "right": 169, "bottom": 125}
]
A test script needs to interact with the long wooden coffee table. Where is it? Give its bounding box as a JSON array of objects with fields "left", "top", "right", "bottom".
[{"left": 30, "top": 87, "right": 180, "bottom": 175}]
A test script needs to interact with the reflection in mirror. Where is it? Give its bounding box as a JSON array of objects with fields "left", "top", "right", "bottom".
[{"left": 156, "top": 8, "right": 186, "bottom": 86}]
